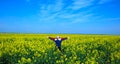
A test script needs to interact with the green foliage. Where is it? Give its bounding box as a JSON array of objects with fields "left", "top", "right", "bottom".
[{"left": 0, "top": 34, "right": 120, "bottom": 64}]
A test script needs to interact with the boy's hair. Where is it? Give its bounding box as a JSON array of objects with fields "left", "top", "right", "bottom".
[{"left": 56, "top": 36, "right": 60, "bottom": 38}]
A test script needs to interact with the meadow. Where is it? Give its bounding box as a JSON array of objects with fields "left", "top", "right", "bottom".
[{"left": 0, "top": 33, "right": 120, "bottom": 64}]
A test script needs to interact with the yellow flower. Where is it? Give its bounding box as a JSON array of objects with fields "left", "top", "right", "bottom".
[{"left": 27, "top": 58, "right": 31, "bottom": 63}]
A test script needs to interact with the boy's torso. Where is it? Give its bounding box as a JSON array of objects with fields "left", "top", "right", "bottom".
[{"left": 54, "top": 38, "right": 62, "bottom": 47}]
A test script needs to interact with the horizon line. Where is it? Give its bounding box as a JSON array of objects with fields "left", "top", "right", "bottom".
[{"left": 0, "top": 32, "right": 120, "bottom": 35}]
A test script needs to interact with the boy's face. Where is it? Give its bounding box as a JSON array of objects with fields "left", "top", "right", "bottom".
[{"left": 56, "top": 36, "right": 60, "bottom": 39}]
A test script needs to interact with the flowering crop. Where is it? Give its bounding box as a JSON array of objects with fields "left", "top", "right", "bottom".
[{"left": 0, "top": 34, "right": 120, "bottom": 64}]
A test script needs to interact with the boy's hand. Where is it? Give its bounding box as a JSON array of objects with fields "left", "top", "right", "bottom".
[
  {"left": 67, "top": 37, "right": 70, "bottom": 39},
  {"left": 47, "top": 36, "right": 49, "bottom": 38}
]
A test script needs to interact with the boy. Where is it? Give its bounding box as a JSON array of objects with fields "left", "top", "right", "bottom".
[{"left": 48, "top": 36, "right": 68, "bottom": 51}]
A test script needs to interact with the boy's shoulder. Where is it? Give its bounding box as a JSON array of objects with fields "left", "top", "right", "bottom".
[{"left": 55, "top": 38, "right": 61, "bottom": 41}]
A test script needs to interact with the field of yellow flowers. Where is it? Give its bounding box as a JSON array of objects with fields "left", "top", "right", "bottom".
[{"left": 0, "top": 33, "right": 120, "bottom": 64}]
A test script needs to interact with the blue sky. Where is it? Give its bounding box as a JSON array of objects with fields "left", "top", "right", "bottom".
[{"left": 0, "top": 0, "right": 120, "bottom": 34}]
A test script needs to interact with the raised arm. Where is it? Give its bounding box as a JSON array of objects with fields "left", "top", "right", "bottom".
[{"left": 48, "top": 37, "right": 55, "bottom": 41}]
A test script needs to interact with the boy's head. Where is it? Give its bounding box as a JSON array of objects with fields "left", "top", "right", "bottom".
[{"left": 56, "top": 36, "right": 60, "bottom": 39}]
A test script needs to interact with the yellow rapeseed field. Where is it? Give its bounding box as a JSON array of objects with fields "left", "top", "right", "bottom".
[{"left": 0, "top": 33, "right": 120, "bottom": 64}]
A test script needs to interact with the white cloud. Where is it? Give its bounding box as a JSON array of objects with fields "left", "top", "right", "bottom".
[
  {"left": 99, "top": 17, "right": 120, "bottom": 22},
  {"left": 70, "top": 14, "right": 94, "bottom": 23},
  {"left": 59, "top": 13, "right": 102, "bottom": 26},
  {"left": 58, "top": 14, "right": 97, "bottom": 26},
  {"left": 58, "top": 9, "right": 93, "bottom": 19},
  {"left": 38, "top": 0, "right": 66, "bottom": 23},
  {"left": 53, "top": 0, "right": 64, "bottom": 12},
  {"left": 26, "top": 0, "right": 30, "bottom": 2},
  {"left": 98, "top": 0, "right": 113, "bottom": 4},
  {"left": 70, "top": 0, "right": 94, "bottom": 10},
  {"left": 58, "top": 13, "right": 79, "bottom": 19},
  {"left": 39, "top": 0, "right": 95, "bottom": 18},
  {"left": 40, "top": 13, "right": 59, "bottom": 22},
  {"left": 38, "top": 0, "right": 114, "bottom": 25},
  {"left": 39, "top": 0, "right": 64, "bottom": 13}
]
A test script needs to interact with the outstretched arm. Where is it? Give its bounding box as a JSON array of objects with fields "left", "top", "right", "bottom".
[
  {"left": 61, "top": 37, "right": 68, "bottom": 41},
  {"left": 48, "top": 36, "right": 55, "bottom": 41}
]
